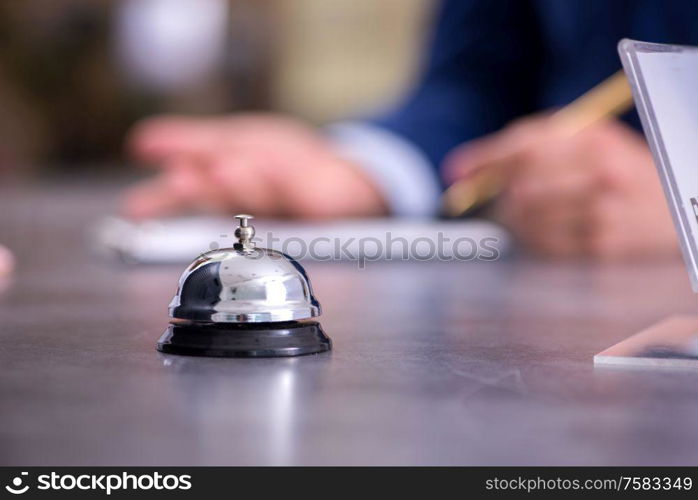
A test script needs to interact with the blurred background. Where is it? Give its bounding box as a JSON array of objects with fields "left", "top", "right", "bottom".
[{"left": 0, "top": 0, "right": 433, "bottom": 177}]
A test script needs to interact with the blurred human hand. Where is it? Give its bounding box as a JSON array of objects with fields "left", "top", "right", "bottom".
[
  {"left": 0, "top": 244, "right": 14, "bottom": 277},
  {"left": 444, "top": 117, "right": 678, "bottom": 259},
  {"left": 122, "top": 114, "right": 387, "bottom": 219}
]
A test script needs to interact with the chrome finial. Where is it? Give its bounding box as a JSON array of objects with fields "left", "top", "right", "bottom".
[{"left": 234, "top": 214, "right": 255, "bottom": 251}]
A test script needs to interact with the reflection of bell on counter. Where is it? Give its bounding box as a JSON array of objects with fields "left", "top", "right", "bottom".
[{"left": 157, "top": 215, "right": 331, "bottom": 357}]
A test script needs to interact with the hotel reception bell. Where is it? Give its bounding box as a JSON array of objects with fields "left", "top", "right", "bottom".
[{"left": 157, "top": 215, "right": 332, "bottom": 357}]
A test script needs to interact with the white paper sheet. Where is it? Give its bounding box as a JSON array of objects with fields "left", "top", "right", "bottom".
[{"left": 93, "top": 216, "right": 511, "bottom": 264}]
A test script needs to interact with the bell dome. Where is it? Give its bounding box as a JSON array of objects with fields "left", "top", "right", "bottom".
[
  {"left": 169, "top": 246, "right": 320, "bottom": 323},
  {"left": 168, "top": 214, "right": 320, "bottom": 323}
]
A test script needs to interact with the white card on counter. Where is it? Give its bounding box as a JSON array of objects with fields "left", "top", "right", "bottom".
[{"left": 620, "top": 39, "right": 698, "bottom": 292}]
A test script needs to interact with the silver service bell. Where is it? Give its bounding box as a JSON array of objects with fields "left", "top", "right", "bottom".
[{"left": 157, "top": 215, "right": 332, "bottom": 357}]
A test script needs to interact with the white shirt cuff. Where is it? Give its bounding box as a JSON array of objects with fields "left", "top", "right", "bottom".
[{"left": 325, "top": 121, "right": 441, "bottom": 218}]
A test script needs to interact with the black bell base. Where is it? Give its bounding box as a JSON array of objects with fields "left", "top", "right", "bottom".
[{"left": 157, "top": 320, "right": 331, "bottom": 358}]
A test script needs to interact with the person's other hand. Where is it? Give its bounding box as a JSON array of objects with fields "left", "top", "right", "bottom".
[
  {"left": 0, "top": 244, "right": 14, "bottom": 277},
  {"left": 444, "top": 117, "right": 678, "bottom": 259},
  {"left": 122, "top": 114, "right": 387, "bottom": 219}
]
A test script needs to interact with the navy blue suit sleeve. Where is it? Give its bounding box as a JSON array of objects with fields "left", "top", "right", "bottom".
[{"left": 372, "top": 0, "right": 541, "bottom": 182}]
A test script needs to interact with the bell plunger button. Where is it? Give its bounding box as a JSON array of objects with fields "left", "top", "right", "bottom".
[{"left": 233, "top": 214, "right": 255, "bottom": 252}]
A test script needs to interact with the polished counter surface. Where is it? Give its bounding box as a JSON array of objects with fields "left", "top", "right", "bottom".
[{"left": 1, "top": 184, "right": 698, "bottom": 465}]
